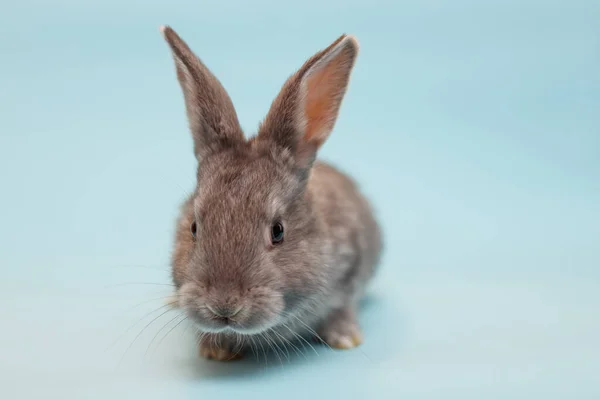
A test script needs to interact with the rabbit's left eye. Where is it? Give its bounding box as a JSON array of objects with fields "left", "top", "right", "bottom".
[{"left": 190, "top": 221, "right": 197, "bottom": 239}]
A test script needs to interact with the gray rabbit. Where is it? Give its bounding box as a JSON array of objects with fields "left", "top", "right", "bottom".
[{"left": 161, "top": 26, "right": 382, "bottom": 361}]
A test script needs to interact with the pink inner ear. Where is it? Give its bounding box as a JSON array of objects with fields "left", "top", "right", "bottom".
[{"left": 303, "top": 52, "right": 349, "bottom": 147}]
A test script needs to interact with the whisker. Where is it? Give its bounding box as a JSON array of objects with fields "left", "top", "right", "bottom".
[
  {"left": 268, "top": 329, "right": 290, "bottom": 361},
  {"left": 256, "top": 334, "right": 268, "bottom": 367},
  {"left": 196, "top": 331, "right": 208, "bottom": 351},
  {"left": 262, "top": 332, "right": 283, "bottom": 367},
  {"left": 109, "top": 265, "right": 172, "bottom": 271},
  {"left": 229, "top": 333, "right": 244, "bottom": 360},
  {"left": 105, "top": 282, "right": 175, "bottom": 288},
  {"left": 248, "top": 335, "right": 258, "bottom": 360},
  {"left": 126, "top": 294, "right": 180, "bottom": 312},
  {"left": 296, "top": 306, "right": 321, "bottom": 319},
  {"left": 153, "top": 315, "right": 189, "bottom": 355},
  {"left": 144, "top": 167, "right": 193, "bottom": 200},
  {"left": 271, "top": 328, "right": 302, "bottom": 359},
  {"left": 288, "top": 310, "right": 374, "bottom": 363},
  {"left": 116, "top": 307, "right": 176, "bottom": 367},
  {"left": 261, "top": 332, "right": 275, "bottom": 363},
  {"left": 105, "top": 303, "right": 173, "bottom": 352},
  {"left": 279, "top": 312, "right": 320, "bottom": 356},
  {"left": 289, "top": 314, "right": 334, "bottom": 352},
  {"left": 269, "top": 334, "right": 286, "bottom": 367},
  {"left": 108, "top": 266, "right": 197, "bottom": 290},
  {"left": 144, "top": 312, "right": 183, "bottom": 358},
  {"left": 280, "top": 322, "right": 312, "bottom": 358},
  {"left": 211, "top": 333, "right": 217, "bottom": 352},
  {"left": 180, "top": 318, "right": 193, "bottom": 340},
  {"left": 284, "top": 333, "right": 306, "bottom": 358},
  {"left": 234, "top": 333, "right": 242, "bottom": 352}
]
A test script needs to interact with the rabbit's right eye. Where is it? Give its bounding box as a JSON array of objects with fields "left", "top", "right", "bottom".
[
  {"left": 271, "top": 222, "right": 284, "bottom": 245},
  {"left": 190, "top": 221, "right": 197, "bottom": 239}
]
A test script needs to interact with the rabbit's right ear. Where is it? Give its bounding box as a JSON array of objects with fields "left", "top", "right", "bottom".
[
  {"left": 161, "top": 26, "right": 245, "bottom": 161},
  {"left": 258, "top": 34, "right": 359, "bottom": 169}
]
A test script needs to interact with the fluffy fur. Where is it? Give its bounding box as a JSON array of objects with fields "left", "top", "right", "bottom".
[{"left": 161, "top": 25, "right": 382, "bottom": 360}]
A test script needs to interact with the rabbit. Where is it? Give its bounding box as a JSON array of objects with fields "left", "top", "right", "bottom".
[{"left": 160, "top": 25, "right": 382, "bottom": 361}]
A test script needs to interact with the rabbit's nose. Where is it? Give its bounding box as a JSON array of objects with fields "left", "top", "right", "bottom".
[{"left": 206, "top": 304, "right": 243, "bottom": 319}]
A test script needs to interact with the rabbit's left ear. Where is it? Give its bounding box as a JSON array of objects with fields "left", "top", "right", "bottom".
[
  {"left": 161, "top": 26, "right": 245, "bottom": 161},
  {"left": 258, "top": 34, "right": 359, "bottom": 168}
]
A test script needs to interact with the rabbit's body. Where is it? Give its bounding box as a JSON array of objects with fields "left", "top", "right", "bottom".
[{"left": 162, "top": 26, "right": 382, "bottom": 360}]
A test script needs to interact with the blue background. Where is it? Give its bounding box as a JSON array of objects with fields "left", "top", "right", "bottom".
[{"left": 1, "top": 0, "right": 599, "bottom": 398}]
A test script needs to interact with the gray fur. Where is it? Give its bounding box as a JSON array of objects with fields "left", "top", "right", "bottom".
[{"left": 161, "top": 26, "right": 382, "bottom": 358}]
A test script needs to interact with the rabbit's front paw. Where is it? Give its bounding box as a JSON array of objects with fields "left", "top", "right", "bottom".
[
  {"left": 198, "top": 335, "right": 243, "bottom": 361},
  {"left": 318, "top": 307, "right": 363, "bottom": 349}
]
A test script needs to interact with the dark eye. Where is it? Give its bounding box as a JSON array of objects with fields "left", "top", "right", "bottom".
[
  {"left": 190, "top": 221, "right": 197, "bottom": 239},
  {"left": 271, "top": 222, "right": 284, "bottom": 245}
]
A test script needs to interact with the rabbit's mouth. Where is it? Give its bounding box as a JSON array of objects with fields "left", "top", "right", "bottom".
[
  {"left": 200, "top": 307, "right": 248, "bottom": 332},
  {"left": 189, "top": 311, "right": 280, "bottom": 335},
  {"left": 182, "top": 301, "right": 283, "bottom": 335}
]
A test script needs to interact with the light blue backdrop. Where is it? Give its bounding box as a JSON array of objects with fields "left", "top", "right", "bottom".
[{"left": 1, "top": 0, "right": 598, "bottom": 399}]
